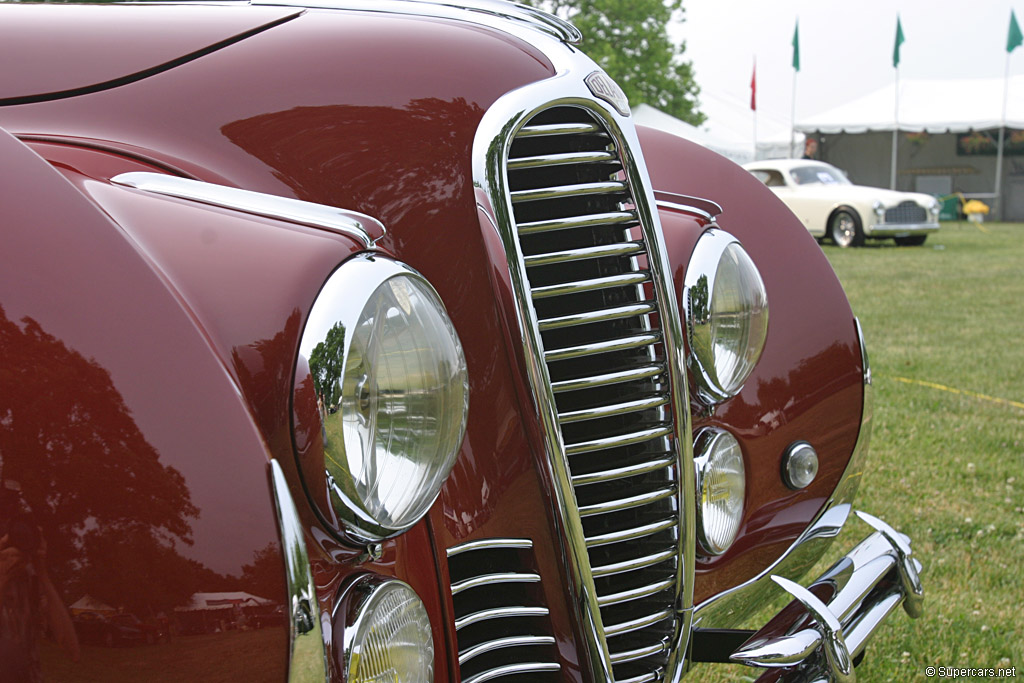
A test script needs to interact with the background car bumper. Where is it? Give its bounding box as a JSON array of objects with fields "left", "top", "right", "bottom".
[{"left": 867, "top": 221, "right": 940, "bottom": 237}]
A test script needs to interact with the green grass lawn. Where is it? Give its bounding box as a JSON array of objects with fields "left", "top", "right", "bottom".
[{"left": 701, "top": 221, "right": 1024, "bottom": 681}]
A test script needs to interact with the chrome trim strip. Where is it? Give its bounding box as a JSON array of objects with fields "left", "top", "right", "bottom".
[
  {"left": 524, "top": 241, "right": 645, "bottom": 267},
  {"left": 591, "top": 548, "right": 677, "bottom": 578},
  {"left": 572, "top": 455, "right": 675, "bottom": 486},
  {"left": 455, "top": 606, "right": 550, "bottom": 631},
  {"left": 585, "top": 517, "right": 677, "bottom": 548},
  {"left": 617, "top": 671, "right": 661, "bottom": 683},
  {"left": 544, "top": 332, "right": 660, "bottom": 362},
  {"left": 462, "top": 662, "right": 562, "bottom": 683},
  {"left": 604, "top": 609, "right": 675, "bottom": 637},
  {"left": 508, "top": 149, "right": 618, "bottom": 169},
  {"left": 512, "top": 181, "right": 627, "bottom": 203},
  {"left": 551, "top": 363, "right": 663, "bottom": 393},
  {"left": 653, "top": 190, "right": 723, "bottom": 221},
  {"left": 610, "top": 640, "right": 670, "bottom": 665},
  {"left": 459, "top": 635, "right": 558, "bottom": 665},
  {"left": 558, "top": 394, "right": 669, "bottom": 424},
  {"left": 540, "top": 302, "right": 657, "bottom": 332},
  {"left": 866, "top": 222, "right": 940, "bottom": 236},
  {"left": 473, "top": 45, "right": 697, "bottom": 680},
  {"left": 578, "top": 486, "right": 677, "bottom": 517},
  {"left": 518, "top": 122, "right": 603, "bottom": 137},
  {"left": 250, "top": 0, "right": 582, "bottom": 43},
  {"left": 518, "top": 210, "right": 638, "bottom": 235},
  {"left": 533, "top": 272, "right": 651, "bottom": 300},
  {"left": 694, "top": 316, "right": 874, "bottom": 629},
  {"left": 450, "top": 572, "right": 541, "bottom": 595},
  {"left": 565, "top": 425, "right": 674, "bottom": 456},
  {"left": 446, "top": 537, "right": 532, "bottom": 557},
  {"left": 269, "top": 460, "right": 328, "bottom": 683},
  {"left": 597, "top": 577, "right": 676, "bottom": 607},
  {"left": 111, "top": 172, "right": 385, "bottom": 247}
]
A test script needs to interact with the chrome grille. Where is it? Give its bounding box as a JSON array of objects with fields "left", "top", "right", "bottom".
[
  {"left": 884, "top": 201, "right": 927, "bottom": 224},
  {"left": 447, "top": 539, "right": 560, "bottom": 683},
  {"left": 505, "top": 106, "right": 681, "bottom": 681}
]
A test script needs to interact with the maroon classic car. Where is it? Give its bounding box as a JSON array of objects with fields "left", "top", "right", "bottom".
[{"left": 0, "top": 1, "right": 922, "bottom": 681}]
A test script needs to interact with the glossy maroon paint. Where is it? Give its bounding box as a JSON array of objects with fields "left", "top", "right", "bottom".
[
  {"left": 0, "top": 4, "right": 300, "bottom": 103},
  {"left": 639, "top": 126, "right": 864, "bottom": 604},
  {"left": 1, "top": 2, "right": 872, "bottom": 679},
  {"left": 0, "top": 129, "right": 294, "bottom": 679}
]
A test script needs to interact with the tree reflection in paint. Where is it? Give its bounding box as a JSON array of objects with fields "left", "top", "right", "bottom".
[{"left": 0, "top": 305, "right": 198, "bottom": 616}]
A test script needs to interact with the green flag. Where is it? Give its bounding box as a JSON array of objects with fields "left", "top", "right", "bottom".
[
  {"left": 893, "top": 16, "right": 905, "bottom": 68},
  {"left": 792, "top": 20, "right": 800, "bottom": 72},
  {"left": 1009, "top": 9, "right": 1023, "bottom": 53}
]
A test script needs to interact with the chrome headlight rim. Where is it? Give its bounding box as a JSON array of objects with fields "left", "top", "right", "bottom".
[
  {"left": 296, "top": 253, "right": 469, "bottom": 543},
  {"left": 682, "top": 228, "right": 769, "bottom": 405},
  {"left": 694, "top": 427, "right": 747, "bottom": 556},
  {"left": 336, "top": 574, "right": 435, "bottom": 682}
]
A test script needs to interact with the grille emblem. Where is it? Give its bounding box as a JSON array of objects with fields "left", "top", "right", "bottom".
[{"left": 585, "top": 71, "right": 630, "bottom": 117}]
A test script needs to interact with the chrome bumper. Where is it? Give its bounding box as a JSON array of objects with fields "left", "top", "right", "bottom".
[
  {"left": 729, "top": 511, "right": 923, "bottom": 683},
  {"left": 867, "top": 221, "right": 939, "bottom": 237}
]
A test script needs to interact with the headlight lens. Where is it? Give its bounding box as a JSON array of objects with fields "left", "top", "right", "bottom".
[
  {"left": 298, "top": 254, "right": 468, "bottom": 541},
  {"left": 339, "top": 576, "right": 434, "bottom": 682},
  {"left": 683, "top": 229, "right": 769, "bottom": 403},
  {"left": 694, "top": 428, "right": 746, "bottom": 555}
]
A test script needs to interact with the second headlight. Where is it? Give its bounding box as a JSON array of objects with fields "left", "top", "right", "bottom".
[{"left": 298, "top": 254, "right": 469, "bottom": 542}]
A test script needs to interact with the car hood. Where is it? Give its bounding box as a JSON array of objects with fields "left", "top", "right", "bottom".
[
  {"left": 787, "top": 182, "right": 934, "bottom": 206},
  {"left": 0, "top": 3, "right": 301, "bottom": 103}
]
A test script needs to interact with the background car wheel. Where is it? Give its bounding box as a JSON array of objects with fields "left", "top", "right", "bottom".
[
  {"left": 894, "top": 235, "right": 927, "bottom": 246},
  {"left": 828, "top": 208, "right": 864, "bottom": 247}
]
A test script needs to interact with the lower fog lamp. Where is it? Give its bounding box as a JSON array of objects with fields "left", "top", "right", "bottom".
[
  {"left": 694, "top": 428, "right": 746, "bottom": 555},
  {"left": 338, "top": 576, "right": 434, "bottom": 682}
]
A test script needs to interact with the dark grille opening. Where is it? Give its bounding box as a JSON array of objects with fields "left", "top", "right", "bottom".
[{"left": 447, "top": 540, "right": 560, "bottom": 683}]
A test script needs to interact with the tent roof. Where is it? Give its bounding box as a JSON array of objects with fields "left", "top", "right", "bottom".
[
  {"left": 176, "top": 591, "right": 274, "bottom": 611},
  {"left": 796, "top": 76, "right": 1024, "bottom": 134}
]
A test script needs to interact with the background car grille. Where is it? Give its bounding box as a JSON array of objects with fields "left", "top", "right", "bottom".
[
  {"left": 447, "top": 539, "right": 560, "bottom": 683},
  {"left": 884, "top": 201, "right": 927, "bottom": 224},
  {"left": 503, "top": 106, "right": 682, "bottom": 682}
]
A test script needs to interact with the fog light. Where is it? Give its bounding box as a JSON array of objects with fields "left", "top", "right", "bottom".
[
  {"left": 782, "top": 441, "right": 819, "bottom": 490},
  {"left": 339, "top": 576, "right": 434, "bottom": 682},
  {"left": 694, "top": 428, "right": 746, "bottom": 555}
]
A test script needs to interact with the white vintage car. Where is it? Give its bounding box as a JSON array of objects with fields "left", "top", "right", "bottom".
[{"left": 744, "top": 159, "right": 941, "bottom": 247}]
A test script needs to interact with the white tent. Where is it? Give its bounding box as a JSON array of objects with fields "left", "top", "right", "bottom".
[
  {"left": 176, "top": 591, "right": 273, "bottom": 612},
  {"left": 633, "top": 103, "right": 802, "bottom": 165},
  {"left": 796, "top": 76, "right": 1024, "bottom": 133}
]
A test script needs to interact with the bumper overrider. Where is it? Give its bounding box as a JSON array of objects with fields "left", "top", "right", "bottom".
[{"left": 694, "top": 320, "right": 923, "bottom": 682}]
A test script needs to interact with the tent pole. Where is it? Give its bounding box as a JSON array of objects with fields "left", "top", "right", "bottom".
[{"left": 890, "top": 68, "right": 899, "bottom": 189}]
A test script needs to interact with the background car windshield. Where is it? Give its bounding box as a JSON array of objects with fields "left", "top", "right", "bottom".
[{"left": 789, "top": 165, "right": 850, "bottom": 186}]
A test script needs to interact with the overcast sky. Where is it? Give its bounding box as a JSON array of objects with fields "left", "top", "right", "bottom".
[{"left": 670, "top": 0, "right": 1024, "bottom": 143}]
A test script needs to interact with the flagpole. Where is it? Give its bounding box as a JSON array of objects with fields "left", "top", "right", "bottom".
[
  {"left": 791, "top": 69, "right": 798, "bottom": 157},
  {"left": 791, "top": 19, "right": 799, "bottom": 157},
  {"left": 995, "top": 52, "right": 1010, "bottom": 214},
  {"left": 890, "top": 16, "right": 903, "bottom": 190}
]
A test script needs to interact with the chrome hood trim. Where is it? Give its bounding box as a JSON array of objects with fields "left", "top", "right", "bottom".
[{"left": 248, "top": 0, "right": 582, "bottom": 43}]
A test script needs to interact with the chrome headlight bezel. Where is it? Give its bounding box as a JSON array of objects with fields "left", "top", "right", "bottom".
[
  {"left": 682, "top": 228, "right": 769, "bottom": 404},
  {"left": 295, "top": 253, "right": 469, "bottom": 543},
  {"left": 694, "top": 428, "right": 746, "bottom": 556}
]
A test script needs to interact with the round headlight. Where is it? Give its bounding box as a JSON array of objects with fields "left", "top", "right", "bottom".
[
  {"left": 338, "top": 576, "right": 434, "bottom": 682},
  {"left": 694, "top": 428, "right": 746, "bottom": 555},
  {"left": 683, "top": 229, "right": 769, "bottom": 404},
  {"left": 298, "top": 254, "right": 469, "bottom": 541}
]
